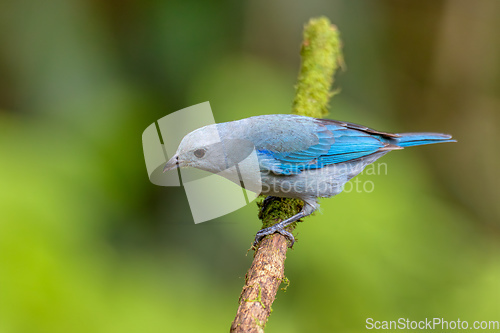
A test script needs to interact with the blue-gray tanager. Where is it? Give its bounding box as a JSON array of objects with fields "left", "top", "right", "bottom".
[{"left": 163, "top": 114, "right": 455, "bottom": 246}]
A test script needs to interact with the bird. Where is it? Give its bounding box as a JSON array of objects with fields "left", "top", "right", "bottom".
[{"left": 162, "top": 114, "right": 455, "bottom": 247}]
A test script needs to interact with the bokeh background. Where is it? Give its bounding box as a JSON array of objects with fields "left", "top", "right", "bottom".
[{"left": 1, "top": 1, "right": 499, "bottom": 332}]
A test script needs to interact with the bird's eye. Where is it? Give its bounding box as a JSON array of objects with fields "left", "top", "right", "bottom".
[{"left": 193, "top": 148, "right": 206, "bottom": 158}]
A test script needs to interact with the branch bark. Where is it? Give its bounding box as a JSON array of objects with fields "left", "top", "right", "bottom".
[{"left": 230, "top": 17, "right": 343, "bottom": 333}]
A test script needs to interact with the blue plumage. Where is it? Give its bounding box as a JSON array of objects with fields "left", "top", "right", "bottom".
[
  {"left": 392, "top": 132, "right": 456, "bottom": 147},
  {"left": 239, "top": 116, "right": 453, "bottom": 175}
]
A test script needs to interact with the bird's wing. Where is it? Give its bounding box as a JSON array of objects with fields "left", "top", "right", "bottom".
[{"left": 257, "top": 118, "right": 401, "bottom": 175}]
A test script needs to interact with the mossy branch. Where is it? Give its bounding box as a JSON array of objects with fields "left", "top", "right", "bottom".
[
  {"left": 230, "top": 17, "right": 343, "bottom": 333},
  {"left": 293, "top": 17, "right": 343, "bottom": 118}
]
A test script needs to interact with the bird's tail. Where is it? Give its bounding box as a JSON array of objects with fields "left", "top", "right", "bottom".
[{"left": 392, "top": 132, "right": 456, "bottom": 148}]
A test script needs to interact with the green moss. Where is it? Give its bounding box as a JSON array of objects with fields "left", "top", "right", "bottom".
[
  {"left": 280, "top": 276, "right": 291, "bottom": 292},
  {"left": 244, "top": 284, "right": 265, "bottom": 309},
  {"left": 292, "top": 16, "right": 343, "bottom": 118},
  {"left": 257, "top": 196, "right": 304, "bottom": 230}
]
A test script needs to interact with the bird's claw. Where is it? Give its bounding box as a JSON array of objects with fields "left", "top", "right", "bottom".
[
  {"left": 253, "top": 226, "right": 295, "bottom": 249},
  {"left": 254, "top": 199, "right": 308, "bottom": 249}
]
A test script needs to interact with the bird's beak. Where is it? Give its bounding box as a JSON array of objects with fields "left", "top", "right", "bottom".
[{"left": 163, "top": 155, "right": 179, "bottom": 173}]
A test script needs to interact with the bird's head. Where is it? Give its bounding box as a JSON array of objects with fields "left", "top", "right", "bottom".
[{"left": 163, "top": 124, "right": 255, "bottom": 175}]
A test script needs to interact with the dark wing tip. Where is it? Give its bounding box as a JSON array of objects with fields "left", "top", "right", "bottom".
[{"left": 316, "top": 118, "right": 401, "bottom": 138}]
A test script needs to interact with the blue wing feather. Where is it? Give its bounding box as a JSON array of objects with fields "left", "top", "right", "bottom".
[{"left": 257, "top": 121, "right": 389, "bottom": 175}]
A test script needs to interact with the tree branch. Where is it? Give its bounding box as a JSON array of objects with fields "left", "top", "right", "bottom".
[{"left": 230, "top": 17, "right": 343, "bottom": 333}]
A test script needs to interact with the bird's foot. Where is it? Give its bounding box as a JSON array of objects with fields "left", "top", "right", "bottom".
[
  {"left": 253, "top": 224, "right": 295, "bottom": 248},
  {"left": 253, "top": 199, "right": 315, "bottom": 250}
]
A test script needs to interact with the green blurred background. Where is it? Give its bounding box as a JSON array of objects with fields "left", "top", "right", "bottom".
[{"left": 1, "top": 1, "right": 499, "bottom": 332}]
